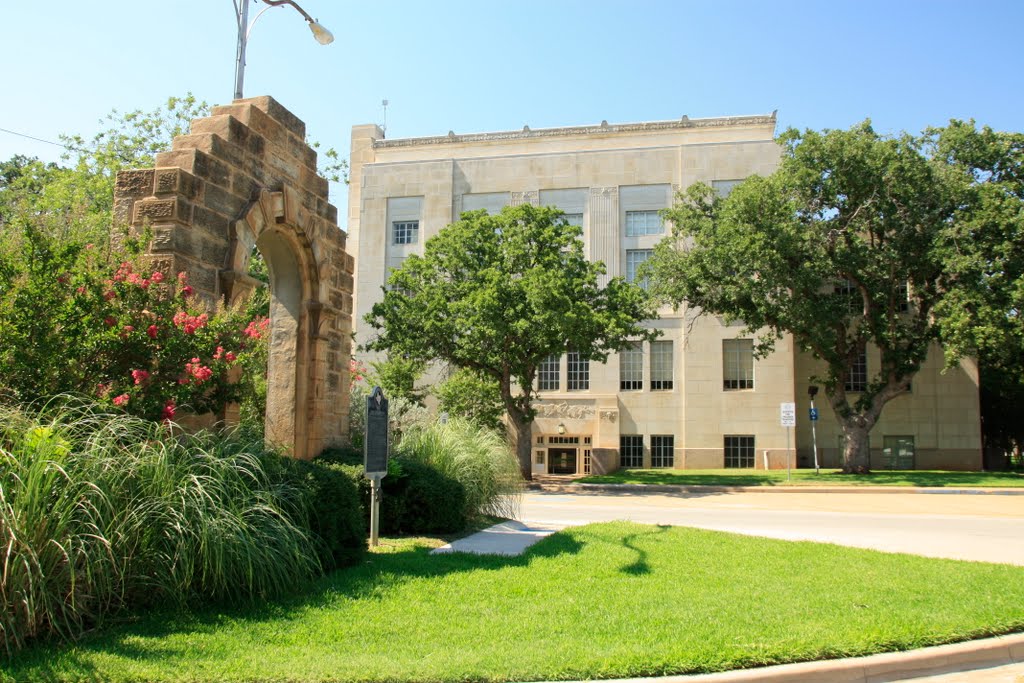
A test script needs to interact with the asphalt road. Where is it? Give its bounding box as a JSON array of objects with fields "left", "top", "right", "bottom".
[{"left": 517, "top": 488, "right": 1024, "bottom": 565}]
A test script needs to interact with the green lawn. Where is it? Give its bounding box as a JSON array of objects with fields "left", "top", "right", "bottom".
[
  {"left": 6, "top": 522, "right": 1024, "bottom": 683},
  {"left": 579, "top": 469, "right": 1024, "bottom": 488}
]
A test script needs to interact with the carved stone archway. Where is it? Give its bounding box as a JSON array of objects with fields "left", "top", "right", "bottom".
[{"left": 113, "top": 97, "right": 354, "bottom": 458}]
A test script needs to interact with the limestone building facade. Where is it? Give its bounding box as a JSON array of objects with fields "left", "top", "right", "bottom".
[{"left": 348, "top": 114, "right": 982, "bottom": 474}]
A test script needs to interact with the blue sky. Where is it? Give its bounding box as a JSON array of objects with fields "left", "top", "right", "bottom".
[{"left": 2, "top": 0, "right": 1022, "bottom": 224}]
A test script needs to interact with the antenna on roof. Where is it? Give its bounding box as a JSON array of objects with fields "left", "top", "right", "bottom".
[{"left": 381, "top": 98, "right": 389, "bottom": 137}]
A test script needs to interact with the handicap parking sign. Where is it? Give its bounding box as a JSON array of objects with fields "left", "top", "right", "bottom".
[{"left": 809, "top": 407, "right": 819, "bottom": 421}]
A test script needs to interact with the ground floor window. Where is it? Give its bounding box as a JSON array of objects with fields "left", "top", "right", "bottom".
[
  {"left": 883, "top": 435, "right": 915, "bottom": 470},
  {"left": 651, "top": 435, "right": 674, "bottom": 468},
  {"left": 620, "top": 435, "right": 643, "bottom": 468},
  {"left": 724, "top": 435, "right": 755, "bottom": 468}
]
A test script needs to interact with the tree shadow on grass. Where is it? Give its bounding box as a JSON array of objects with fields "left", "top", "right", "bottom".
[
  {"left": 619, "top": 525, "right": 671, "bottom": 576},
  {"left": 4, "top": 529, "right": 586, "bottom": 679}
]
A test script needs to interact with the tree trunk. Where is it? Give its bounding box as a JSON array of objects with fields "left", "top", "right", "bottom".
[
  {"left": 506, "top": 407, "right": 533, "bottom": 481},
  {"left": 840, "top": 419, "right": 872, "bottom": 473}
]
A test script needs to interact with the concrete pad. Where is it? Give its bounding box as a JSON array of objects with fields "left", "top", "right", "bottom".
[{"left": 431, "top": 520, "right": 561, "bottom": 556}]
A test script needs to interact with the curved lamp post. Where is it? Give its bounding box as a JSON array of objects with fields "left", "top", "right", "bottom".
[{"left": 233, "top": 0, "right": 334, "bottom": 101}]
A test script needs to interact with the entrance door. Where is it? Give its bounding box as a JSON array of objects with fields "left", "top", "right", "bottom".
[{"left": 549, "top": 448, "right": 577, "bottom": 475}]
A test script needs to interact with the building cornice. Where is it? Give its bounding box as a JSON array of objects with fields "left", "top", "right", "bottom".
[{"left": 373, "top": 113, "right": 778, "bottom": 150}]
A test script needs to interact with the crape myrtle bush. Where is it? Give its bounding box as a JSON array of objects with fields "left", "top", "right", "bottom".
[{"left": 0, "top": 224, "right": 266, "bottom": 421}]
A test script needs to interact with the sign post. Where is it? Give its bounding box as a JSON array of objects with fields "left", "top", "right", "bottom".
[
  {"left": 808, "top": 385, "right": 821, "bottom": 474},
  {"left": 364, "top": 386, "right": 389, "bottom": 548},
  {"left": 780, "top": 402, "right": 796, "bottom": 482}
]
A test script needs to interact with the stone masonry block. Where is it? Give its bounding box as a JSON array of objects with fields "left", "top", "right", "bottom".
[
  {"left": 115, "top": 169, "right": 154, "bottom": 198},
  {"left": 154, "top": 168, "right": 199, "bottom": 199},
  {"left": 134, "top": 197, "right": 192, "bottom": 225},
  {"left": 191, "top": 205, "right": 231, "bottom": 235},
  {"left": 155, "top": 149, "right": 232, "bottom": 188},
  {"left": 203, "top": 184, "right": 246, "bottom": 219}
]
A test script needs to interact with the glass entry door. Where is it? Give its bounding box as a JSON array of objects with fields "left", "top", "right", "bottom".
[{"left": 548, "top": 448, "right": 577, "bottom": 475}]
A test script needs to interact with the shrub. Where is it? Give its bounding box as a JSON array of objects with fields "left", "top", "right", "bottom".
[
  {"left": 0, "top": 400, "right": 320, "bottom": 657},
  {"left": 396, "top": 417, "right": 522, "bottom": 521},
  {"left": 281, "top": 458, "right": 366, "bottom": 570}
]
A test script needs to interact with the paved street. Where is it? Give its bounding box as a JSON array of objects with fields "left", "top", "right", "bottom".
[{"left": 517, "top": 488, "right": 1024, "bottom": 565}]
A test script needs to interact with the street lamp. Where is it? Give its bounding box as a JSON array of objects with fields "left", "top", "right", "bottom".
[
  {"left": 233, "top": 0, "right": 334, "bottom": 101},
  {"left": 808, "top": 385, "right": 821, "bottom": 474}
]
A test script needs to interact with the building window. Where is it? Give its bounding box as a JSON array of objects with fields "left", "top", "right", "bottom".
[
  {"left": 567, "top": 351, "right": 589, "bottom": 391},
  {"left": 626, "top": 249, "right": 653, "bottom": 289},
  {"left": 650, "top": 340, "right": 673, "bottom": 391},
  {"left": 535, "top": 450, "right": 546, "bottom": 465},
  {"left": 537, "top": 354, "right": 560, "bottom": 392},
  {"left": 562, "top": 213, "right": 583, "bottom": 227},
  {"left": 834, "top": 279, "right": 861, "bottom": 315},
  {"left": 624, "top": 210, "right": 664, "bottom": 237},
  {"left": 723, "top": 339, "right": 754, "bottom": 390},
  {"left": 712, "top": 179, "right": 742, "bottom": 197},
  {"left": 392, "top": 220, "right": 419, "bottom": 245},
  {"left": 883, "top": 435, "right": 915, "bottom": 470},
  {"left": 651, "top": 435, "right": 674, "bottom": 468},
  {"left": 620, "top": 343, "right": 643, "bottom": 391},
  {"left": 724, "top": 435, "right": 755, "bottom": 468},
  {"left": 845, "top": 349, "right": 867, "bottom": 392},
  {"left": 620, "top": 435, "right": 643, "bottom": 468},
  {"left": 897, "top": 281, "right": 910, "bottom": 313}
]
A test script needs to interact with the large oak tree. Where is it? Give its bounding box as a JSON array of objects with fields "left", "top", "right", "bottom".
[
  {"left": 365, "top": 204, "right": 657, "bottom": 479},
  {"left": 649, "top": 121, "right": 1014, "bottom": 473}
]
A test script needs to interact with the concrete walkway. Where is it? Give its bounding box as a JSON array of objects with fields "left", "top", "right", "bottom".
[{"left": 430, "top": 484, "right": 1024, "bottom": 682}]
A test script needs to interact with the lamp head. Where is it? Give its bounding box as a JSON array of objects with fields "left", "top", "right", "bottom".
[
  {"left": 808, "top": 385, "right": 819, "bottom": 398},
  {"left": 557, "top": 422, "right": 566, "bottom": 435},
  {"left": 308, "top": 20, "right": 334, "bottom": 44}
]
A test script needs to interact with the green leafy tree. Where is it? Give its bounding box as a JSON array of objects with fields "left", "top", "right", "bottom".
[
  {"left": 365, "top": 204, "right": 657, "bottom": 479},
  {"left": 435, "top": 367, "right": 505, "bottom": 432},
  {"left": 649, "top": 121, "right": 975, "bottom": 473}
]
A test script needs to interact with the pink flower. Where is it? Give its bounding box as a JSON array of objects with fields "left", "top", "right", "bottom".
[
  {"left": 213, "top": 346, "right": 224, "bottom": 360},
  {"left": 185, "top": 358, "right": 214, "bottom": 383},
  {"left": 173, "top": 311, "right": 189, "bottom": 327},
  {"left": 161, "top": 400, "right": 176, "bottom": 421},
  {"left": 104, "top": 290, "right": 116, "bottom": 301},
  {"left": 151, "top": 271, "right": 165, "bottom": 283},
  {"left": 76, "top": 286, "right": 86, "bottom": 295},
  {"left": 57, "top": 273, "right": 70, "bottom": 285},
  {"left": 147, "top": 324, "right": 159, "bottom": 339},
  {"left": 181, "top": 285, "right": 194, "bottom": 298},
  {"left": 85, "top": 243, "right": 94, "bottom": 251},
  {"left": 184, "top": 323, "right": 197, "bottom": 335},
  {"left": 104, "top": 316, "right": 117, "bottom": 327},
  {"left": 225, "top": 351, "right": 237, "bottom": 363},
  {"left": 140, "top": 278, "right": 151, "bottom": 290},
  {"left": 131, "top": 369, "right": 149, "bottom": 385},
  {"left": 96, "top": 383, "right": 111, "bottom": 397},
  {"left": 177, "top": 271, "right": 188, "bottom": 284},
  {"left": 123, "top": 325, "right": 134, "bottom": 333},
  {"left": 113, "top": 393, "right": 130, "bottom": 407}
]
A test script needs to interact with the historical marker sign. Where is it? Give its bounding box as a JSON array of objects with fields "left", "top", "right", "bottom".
[{"left": 365, "top": 386, "right": 389, "bottom": 476}]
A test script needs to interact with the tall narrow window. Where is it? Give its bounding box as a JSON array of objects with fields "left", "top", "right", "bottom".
[
  {"left": 724, "top": 435, "right": 755, "bottom": 468},
  {"left": 624, "top": 210, "right": 664, "bottom": 236},
  {"left": 650, "top": 340, "right": 673, "bottom": 391},
  {"left": 723, "top": 339, "right": 754, "bottom": 390},
  {"left": 846, "top": 349, "right": 867, "bottom": 392},
  {"left": 537, "top": 354, "right": 560, "bottom": 392},
  {"left": 619, "top": 343, "right": 643, "bottom": 390},
  {"left": 392, "top": 220, "right": 419, "bottom": 245},
  {"left": 883, "top": 435, "right": 915, "bottom": 470},
  {"left": 896, "top": 281, "right": 910, "bottom": 313},
  {"left": 619, "top": 435, "right": 643, "bottom": 468},
  {"left": 651, "top": 435, "right": 675, "bottom": 468},
  {"left": 567, "top": 351, "right": 590, "bottom": 391},
  {"left": 626, "top": 249, "right": 653, "bottom": 289},
  {"left": 834, "top": 279, "right": 861, "bottom": 315}
]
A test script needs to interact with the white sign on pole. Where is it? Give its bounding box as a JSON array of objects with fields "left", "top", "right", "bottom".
[{"left": 780, "top": 402, "right": 796, "bottom": 427}]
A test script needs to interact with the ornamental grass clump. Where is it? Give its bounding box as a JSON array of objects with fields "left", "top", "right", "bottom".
[
  {"left": 0, "top": 400, "right": 320, "bottom": 657},
  {"left": 396, "top": 417, "right": 522, "bottom": 521}
]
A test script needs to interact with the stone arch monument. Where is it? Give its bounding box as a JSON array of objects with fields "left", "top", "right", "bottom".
[{"left": 113, "top": 97, "right": 353, "bottom": 459}]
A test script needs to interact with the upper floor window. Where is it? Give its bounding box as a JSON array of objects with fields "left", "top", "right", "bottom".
[
  {"left": 537, "top": 354, "right": 560, "bottom": 392},
  {"left": 845, "top": 348, "right": 868, "bottom": 392},
  {"left": 562, "top": 213, "right": 583, "bottom": 227},
  {"left": 624, "top": 210, "right": 664, "bottom": 237},
  {"left": 392, "top": 220, "right": 419, "bottom": 245},
  {"left": 712, "top": 179, "right": 742, "bottom": 197},
  {"left": 567, "top": 351, "right": 590, "bottom": 391},
  {"left": 834, "top": 279, "right": 861, "bottom": 315},
  {"left": 619, "top": 343, "right": 643, "bottom": 391},
  {"left": 626, "top": 249, "right": 654, "bottom": 289},
  {"left": 650, "top": 340, "right": 673, "bottom": 391},
  {"left": 723, "top": 338, "right": 754, "bottom": 390}
]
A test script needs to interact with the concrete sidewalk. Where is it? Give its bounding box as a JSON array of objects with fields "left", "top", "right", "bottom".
[{"left": 431, "top": 520, "right": 561, "bottom": 556}]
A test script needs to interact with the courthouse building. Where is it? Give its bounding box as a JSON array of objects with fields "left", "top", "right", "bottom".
[{"left": 347, "top": 113, "right": 982, "bottom": 474}]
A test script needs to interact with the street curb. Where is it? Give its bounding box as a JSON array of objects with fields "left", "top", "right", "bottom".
[
  {"left": 526, "top": 482, "right": 1024, "bottom": 496},
  {"left": 542, "top": 632, "right": 1024, "bottom": 683}
]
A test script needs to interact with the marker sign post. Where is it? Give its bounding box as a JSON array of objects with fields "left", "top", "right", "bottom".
[
  {"left": 365, "top": 386, "right": 389, "bottom": 547},
  {"left": 780, "top": 402, "right": 796, "bottom": 481}
]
